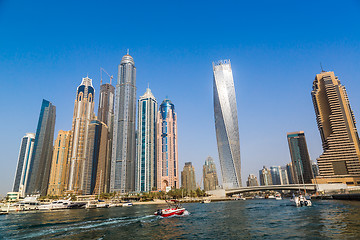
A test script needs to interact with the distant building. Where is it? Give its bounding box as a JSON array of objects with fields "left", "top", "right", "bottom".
[
  {"left": 68, "top": 77, "right": 95, "bottom": 194},
  {"left": 286, "top": 163, "right": 296, "bottom": 184},
  {"left": 135, "top": 88, "right": 157, "bottom": 192},
  {"left": 246, "top": 174, "right": 259, "bottom": 187},
  {"left": 111, "top": 53, "right": 137, "bottom": 193},
  {"left": 203, "top": 156, "right": 219, "bottom": 191},
  {"left": 47, "top": 130, "right": 71, "bottom": 196},
  {"left": 259, "top": 166, "right": 272, "bottom": 186},
  {"left": 181, "top": 162, "right": 196, "bottom": 191},
  {"left": 280, "top": 167, "right": 289, "bottom": 185},
  {"left": 84, "top": 120, "right": 109, "bottom": 195},
  {"left": 312, "top": 71, "right": 360, "bottom": 185},
  {"left": 213, "top": 60, "right": 242, "bottom": 189},
  {"left": 13, "top": 133, "right": 35, "bottom": 197},
  {"left": 27, "top": 99, "right": 56, "bottom": 196},
  {"left": 287, "top": 131, "right": 313, "bottom": 184},
  {"left": 270, "top": 166, "right": 281, "bottom": 185},
  {"left": 311, "top": 161, "right": 319, "bottom": 178},
  {"left": 156, "top": 99, "right": 178, "bottom": 190}
]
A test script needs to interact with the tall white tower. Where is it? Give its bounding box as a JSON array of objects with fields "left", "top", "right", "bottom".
[{"left": 213, "top": 60, "right": 242, "bottom": 189}]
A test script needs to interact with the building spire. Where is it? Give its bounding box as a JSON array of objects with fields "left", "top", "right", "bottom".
[{"left": 127, "top": 48, "right": 129, "bottom": 55}]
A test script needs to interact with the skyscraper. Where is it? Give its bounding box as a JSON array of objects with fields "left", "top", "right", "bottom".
[
  {"left": 135, "top": 88, "right": 157, "bottom": 192},
  {"left": 156, "top": 99, "right": 178, "bottom": 190},
  {"left": 312, "top": 71, "right": 360, "bottom": 185},
  {"left": 259, "top": 166, "right": 272, "bottom": 186},
  {"left": 213, "top": 60, "right": 242, "bottom": 189},
  {"left": 111, "top": 53, "right": 137, "bottom": 193},
  {"left": 47, "top": 130, "right": 71, "bottom": 196},
  {"left": 68, "top": 77, "right": 95, "bottom": 194},
  {"left": 287, "top": 131, "right": 313, "bottom": 184},
  {"left": 83, "top": 120, "right": 109, "bottom": 195},
  {"left": 97, "top": 82, "right": 115, "bottom": 193},
  {"left": 27, "top": 99, "right": 56, "bottom": 195},
  {"left": 270, "top": 166, "right": 281, "bottom": 185},
  {"left": 181, "top": 162, "right": 196, "bottom": 191},
  {"left": 246, "top": 174, "right": 259, "bottom": 187},
  {"left": 286, "top": 163, "right": 296, "bottom": 184},
  {"left": 13, "top": 133, "right": 35, "bottom": 197},
  {"left": 203, "top": 156, "right": 219, "bottom": 191}
]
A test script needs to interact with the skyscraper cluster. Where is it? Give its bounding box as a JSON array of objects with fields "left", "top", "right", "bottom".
[{"left": 13, "top": 53, "right": 179, "bottom": 196}]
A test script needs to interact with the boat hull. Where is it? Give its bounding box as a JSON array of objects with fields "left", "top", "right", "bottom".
[{"left": 155, "top": 208, "right": 186, "bottom": 217}]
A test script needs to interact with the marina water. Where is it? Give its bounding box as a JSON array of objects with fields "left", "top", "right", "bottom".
[{"left": 1, "top": 199, "right": 360, "bottom": 239}]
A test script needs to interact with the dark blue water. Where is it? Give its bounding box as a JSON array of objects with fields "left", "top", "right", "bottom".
[{"left": 1, "top": 199, "right": 360, "bottom": 239}]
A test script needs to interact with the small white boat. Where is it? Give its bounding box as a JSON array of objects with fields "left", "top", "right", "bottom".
[
  {"left": 122, "top": 202, "right": 133, "bottom": 207},
  {"left": 275, "top": 193, "right": 282, "bottom": 200},
  {"left": 201, "top": 199, "right": 211, "bottom": 203},
  {"left": 293, "top": 195, "right": 312, "bottom": 207},
  {"left": 268, "top": 195, "right": 275, "bottom": 199}
]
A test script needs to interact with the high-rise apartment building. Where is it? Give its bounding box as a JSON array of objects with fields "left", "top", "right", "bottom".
[
  {"left": 97, "top": 82, "right": 115, "bottom": 193},
  {"left": 287, "top": 131, "right": 313, "bottom": 184},
  {"left": 286, "top": 163, "right": 295, "bottom": 184},
  {"left": 27, "top": 99, "right": 56, "bottom": 195},
  {"left": 280, "top": 167, "right": 289, "bottom": 185},
  {"left": 47, "top": 130, "right": 71, "bottom": 196},
  {"left": 312, "top": 71, "right": 360, "bottom": 185},
  {"left": 270, "top": 166, "right": 281, "bottom": 185},
  {"left": 156, "top": 99, "right": 178, "bottom": 190},
  {"left": 203, "top": 156, "right": 219, "bottom": 191},
  {"left": 259, "top": 166, "right": 272, "bottom": 186},
  {"left": 13, "top": 133, "right": 35, "bottom": 197},
  {"left": 135, "top": 88, "right": 157, "bottom": 192},
  {"left": 246, "top": 174, "right": 259, "bottom": 187},
  {"left": 181, "top": 162, "right": 196, "bottom": 191},
  {"left": 213, "top": 60, "right": 242, "bottom": 189},
  {"left": 111, "top": 54, "right": 137, "bottom": 193},
  {"left": 68, "top": 77, "right": 95, "bottom": 194},
  {"left": 83, "top": 120, "right": 109, "bottom": 195}
]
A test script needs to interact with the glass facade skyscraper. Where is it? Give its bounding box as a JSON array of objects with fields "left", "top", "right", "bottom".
[
  {"left": 27, "top": 99, "right": 56, "bottom": 195},
  {"left": 135, "top": 88, "right": 157, "bottom": 192},
  {"left": 287, "top": 131, "right": 313, "bottom": 184},
  {"left": 111, "top": 54, "right": 137, "bottom": 193},
  {"left": 213, "top": 60, "right": 242, "bottom": 189},
  {"left": 13, "top": 133, "right": 35, "bottom": 197}
]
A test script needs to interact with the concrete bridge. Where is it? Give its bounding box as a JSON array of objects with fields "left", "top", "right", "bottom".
[
  {"left": 207, "top": 184, "right": 317, "bottom": 197},
  {"left": 226, "top": 184, "right": 316, "bottom": 196}
]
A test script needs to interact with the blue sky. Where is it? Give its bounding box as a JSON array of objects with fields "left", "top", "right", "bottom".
[{"left": 0, "top": 0, "right": 360, "bottom": 196}]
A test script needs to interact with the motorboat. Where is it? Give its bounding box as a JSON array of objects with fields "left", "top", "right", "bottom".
[
  {"left": 293, "top": 195, "right": 312, "bottom": 207},
  {"left": 275, "top": 193, "right": 282, "bottom": 200},
  {"left": 122, "top": 202, "right": 133, "bottom": 207},
  {"left": 38, "top": 199, "right": 72, "bottom": 210},
  {"left": 268, "top": 195, "right": 276, "bottom": 199},
  {"left": 201, "top": 199, "right": 211, "bottom": 203},
  {"left": 154, "top": 200, "right": 186, "bottom": 217},
  {"left": 0, "top": 196, "right": 40, "bottom": 212}
]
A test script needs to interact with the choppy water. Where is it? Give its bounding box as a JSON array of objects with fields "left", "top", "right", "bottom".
[{"left": 1, "top": 199, "right": 360, "bottom": 239}]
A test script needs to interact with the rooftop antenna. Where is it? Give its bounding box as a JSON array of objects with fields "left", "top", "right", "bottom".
[
  {"left": 147, "top": 82, "right": 150, "bottom": 89},
  {"left": 320, "top": 62, "right": 324, "bottom": 72},
  {"left": 127, "top": 48, "right": 129, "bottom": 55}
]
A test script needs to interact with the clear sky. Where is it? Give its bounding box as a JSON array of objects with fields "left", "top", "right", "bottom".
[{"left": 0, "top": 0, "right": 360, "bottom": 196}]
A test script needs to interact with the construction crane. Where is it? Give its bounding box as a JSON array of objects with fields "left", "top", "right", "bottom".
[{"left": 100, "top": 67, "right": 113, "bottom": 85}]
